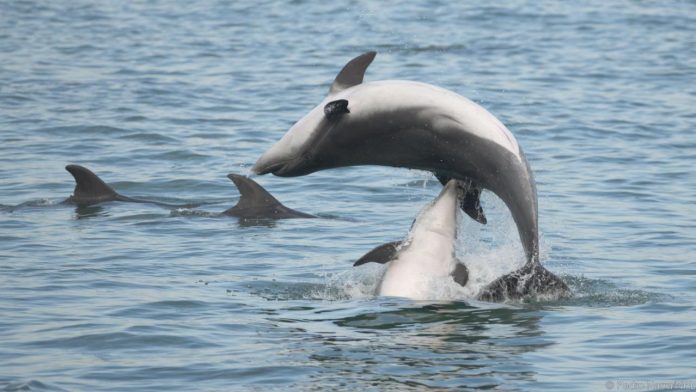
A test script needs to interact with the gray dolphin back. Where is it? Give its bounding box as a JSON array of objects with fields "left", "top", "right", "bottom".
[
  {"left": 65, "top": 164, "right": 200, "bottom": 208},
  {"left": 223, "top": 174, "right": 314, "bottom": 219},
  {"left": 65, "top": 164, "right": 127, "bottom": 205}
]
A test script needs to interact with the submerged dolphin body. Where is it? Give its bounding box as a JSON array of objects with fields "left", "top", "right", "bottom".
[
  {"left": 64, "top": 165, "right": 313, "bottom": 219},
  {"left": 252, "top": 52, "right": 570, "bottom": 301},
  {"left": 354, "top": 180, "right": 469, "bottom": 300},
  {"left": 64, "top": 164, "right": 190, "bottom": 208}
]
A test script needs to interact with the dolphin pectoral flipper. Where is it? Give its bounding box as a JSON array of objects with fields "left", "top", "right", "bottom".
[
  {"left": 353, "top": 240, "right": 402, "bottom": 266},
  {"left": 435, "top": 174, "right": 487, "bottom": 225},
  {"left": 451, "top": 259, "right": 469, "bottom": 287},
  {"left": 461, "top": 185, "right": 487, "bottom": 225},
  {"left": 65, "top": 164, "right": 125, "bottom": 205},
  {"left": 477, "top": 263, "right": 571, "bottom": 302}
]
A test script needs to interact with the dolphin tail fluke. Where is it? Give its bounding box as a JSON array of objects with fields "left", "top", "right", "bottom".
[
  {"left": 65, "top": 164, "right": 122, "bottom": 205},
  {"left": 476, "top": 262, "right": 571, "bottom": 302},
  {"left": 353, "top": 240, "right": 403, "bottom": 266},
  {"left": 435, "top": 174, "right": 487, "bottom": 224}
]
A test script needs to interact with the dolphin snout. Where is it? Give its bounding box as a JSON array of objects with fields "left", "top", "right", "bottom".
[
  {"left": 251, "top": 148, "right": 290, "bottom": 175},
  {"left": 251, "top": 160, "right": 282, "bottom": 175}
]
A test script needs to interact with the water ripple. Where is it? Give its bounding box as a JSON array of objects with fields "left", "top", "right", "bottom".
[{"left": 1, "top": 0, "right": 694, "bottom": 390}]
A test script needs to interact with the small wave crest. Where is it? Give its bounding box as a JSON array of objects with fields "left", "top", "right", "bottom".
[
  {"left": 2, "top": 379, "right": 68, "bottom": 392},
  {"left": 169, "top": 209, "right": 219, "bottom": 218},
  {"left": 238, "top": 196, "right": 660, "bottom": 306},
  {"left": 244, "top": 248, "right": 662, "bottom": 308},
  {"left": 558, "top": 276, "right": 668, "bottom": 307}
]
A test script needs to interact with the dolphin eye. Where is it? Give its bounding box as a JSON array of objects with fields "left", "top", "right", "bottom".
[{"left": 324, "top": 99, "right": 350, "bottom": 121}]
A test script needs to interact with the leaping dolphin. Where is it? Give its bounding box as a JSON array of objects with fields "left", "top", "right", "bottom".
[
  {"left": 354, "top": 180, "right": 469, "bottom": 300},
  {"left": 252, "top": 51, "right": 570, "bottom": 300}
]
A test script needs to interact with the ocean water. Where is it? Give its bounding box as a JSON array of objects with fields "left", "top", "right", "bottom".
[{"left": 1, "top": 1, "right": 695, "bottom": 391}]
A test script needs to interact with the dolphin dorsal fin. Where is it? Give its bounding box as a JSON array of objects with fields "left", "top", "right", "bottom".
[
  {"left": 65, "top": 164, "right": 119, "bottom": 204},
  {"left": 224, "top": 173, "right": 315, "bottom": 219},
  {"left": 353, "top": 240, "right": 402, "bottom": 266},
  {"left": 329, "top": 51, "right": 376, "bottom": 95},
  {"left": 226, "top": 174, "right": 284, "bottom": 211}
]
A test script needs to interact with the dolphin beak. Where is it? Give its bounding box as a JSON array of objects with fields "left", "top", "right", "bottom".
[
  {"left": 251, "top": 158, "right": 285, "bottom": 175},
  {"left": 251, "top": 141, "right": 291, "bottom": 175}
]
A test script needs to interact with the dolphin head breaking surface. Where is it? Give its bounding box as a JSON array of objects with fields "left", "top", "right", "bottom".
[
  {"left": 355, "top": 180, "right": 569, "bottom": 302},
  {"left": 354, "top": 180, "right": 469, "bottom": 300}
]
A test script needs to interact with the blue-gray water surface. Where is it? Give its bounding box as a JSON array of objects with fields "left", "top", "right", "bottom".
[{"left": 1, "top": 1, "right": 695, "bottom": 391}]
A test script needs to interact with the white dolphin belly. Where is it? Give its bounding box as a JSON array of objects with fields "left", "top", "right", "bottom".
[{"left": 377, "top": 180, "right": 461, "bottom": 300}]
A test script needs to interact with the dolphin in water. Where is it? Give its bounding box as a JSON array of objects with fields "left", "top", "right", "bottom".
[
  {"left": 65, "top": 164, "right": 313, "bottom": 219},
  {"left": 252, "top": 51, "right": 570, "bottom": 300},
  {"left": 64, "top": 164, "right": 191, "bottom": 208},
  {"left": 354, "top": 180, "right": 469, "bottom": 299},
  {"left": 223, "top": 173, "right": 314, "bottom": 219}
]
